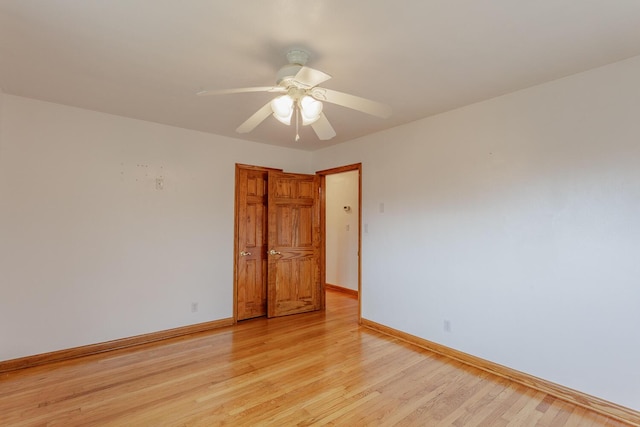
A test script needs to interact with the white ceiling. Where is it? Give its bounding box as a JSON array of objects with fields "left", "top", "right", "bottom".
[{"left": 2, "top": 1, "right": 640, "bottom": 151}]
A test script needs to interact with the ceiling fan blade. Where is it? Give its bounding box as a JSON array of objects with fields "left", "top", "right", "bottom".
[
  {"left": 311, "top": 87, "right": 392, "bottom": 118},
  {"left": 236, "top": 101, "right": 273, "bottom": 133},
  {"left": 197, "top": 87, "right": 285, "bottom": 96},
  {"left": 294, "top": 66, "right": 332, "bottom": 88},
  {"left": 311, "top": 113, "right": 336, "bottom": 140}
]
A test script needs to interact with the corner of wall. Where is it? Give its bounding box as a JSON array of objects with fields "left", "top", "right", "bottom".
[{"left": 0, "top": 87, "right": 5, "bottom": 152}]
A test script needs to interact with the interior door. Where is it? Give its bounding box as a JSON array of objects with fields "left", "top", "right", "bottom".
[
  {"left": 267, "top": 171, "right": 323, "bottom": 317},
  {"left": 236, "top": 167, "right": 269, "bottom": 320}
]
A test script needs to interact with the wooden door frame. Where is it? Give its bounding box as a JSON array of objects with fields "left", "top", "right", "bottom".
[
  {"left": 316, "top": 163, "right": 362, "bottom": 323},
  {"left": 233, "top": 163, "right": 282, "bottom": 323}
]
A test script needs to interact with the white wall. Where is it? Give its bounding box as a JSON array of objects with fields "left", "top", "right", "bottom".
[
  {"left": 3, "top": 55, "right": 640, "bottom": 412},
  {"left": 312, "top": 55, "right": 640, "bottom": 410},
  {"left": 326, "top": 171, "right": 359, "bottom": 291},
  {"left": 0, "top": 95, "right": 312, "bottom": 361}
]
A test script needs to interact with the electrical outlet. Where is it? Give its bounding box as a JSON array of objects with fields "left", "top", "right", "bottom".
[
  {"left": 191, "top": 302, "right": 198, "bottom": 313},
  {"left": 444, "top": 320, "right": 451, "bottom": 332}
]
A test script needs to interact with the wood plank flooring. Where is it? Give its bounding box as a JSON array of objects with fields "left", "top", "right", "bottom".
[{"left": 0, "top": 291, "right": 632, "bottom": 426}]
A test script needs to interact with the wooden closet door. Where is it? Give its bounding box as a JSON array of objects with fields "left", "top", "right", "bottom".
[
  {"left": 267, "top": 171, "right": 323, "bottom": 317},
  {"left": 236, "top": 168, "right": 268, "bottom": 320}
]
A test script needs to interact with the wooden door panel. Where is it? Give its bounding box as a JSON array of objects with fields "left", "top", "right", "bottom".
[
  {"left": 275, "top": 206, "right": 292, "bottom": 247},
  {"left": 237, "top": 258, "right": 260, "bottom": 317},
  {"left": 298, "top": 181, "right": 315, "bottom": 199},
  {"left": 267, "top": 171, "right": 322, "bottom": 318},
  {"left": 274, "top": 204, "right": 314, "bottom": 246},
  {"left": 272, "top": 257, "right": 315, "bottom": 313},
  {"left": 296, "top": 206, "right": 313, "bottom": 246},
  {"left": 274, "top": 180, "right": 292, "bottom": 198}
]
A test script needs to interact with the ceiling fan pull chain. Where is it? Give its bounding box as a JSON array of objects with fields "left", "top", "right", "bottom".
[{"left": 295, "top": 107, "right": 300, "bottom": 141}]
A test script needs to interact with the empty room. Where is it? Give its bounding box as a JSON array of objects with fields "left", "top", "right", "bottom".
[{"left": 1, "top": 1, "right": 640, "bottom": 425}]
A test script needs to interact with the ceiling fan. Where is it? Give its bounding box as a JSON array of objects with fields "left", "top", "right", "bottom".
[{"left": 197, "top": 49, "right": 392, "bottom": 141}]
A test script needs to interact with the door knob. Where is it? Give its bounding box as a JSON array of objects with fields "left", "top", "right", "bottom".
[
  {"left": 240, "top": 251, "right": 251, "bottom": 256},
  {"left": 269, "top": 249, "right": 281, "bottom": 256}
]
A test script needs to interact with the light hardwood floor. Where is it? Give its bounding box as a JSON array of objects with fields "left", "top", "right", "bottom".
[{"left": 0, "top": 291, "right": 632, "bottom": 426}]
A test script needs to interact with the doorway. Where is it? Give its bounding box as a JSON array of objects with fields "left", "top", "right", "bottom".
[
  {"left": 234, "top": 163, "right": 361, "bottom": 323},
  {"left": 317, "top": 164, "right": 362, "bottom": 322}
]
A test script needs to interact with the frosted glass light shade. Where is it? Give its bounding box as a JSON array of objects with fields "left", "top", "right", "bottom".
[
  {"left": 271, "top": 95, "right": 294, "bottom": 125},
  {"left": 299, "top": 96, "right": 323, "bottom": 125}
]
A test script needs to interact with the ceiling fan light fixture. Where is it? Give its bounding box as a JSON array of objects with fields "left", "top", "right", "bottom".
[
  {"left": 299, "top": 95, "right": 323, "bottom": 125},
  {"left": 271, "top": 95, "right": 294, "bottom": 125},
  {"left": 200, "top": 49, "right": 391, "bottom": 139}
]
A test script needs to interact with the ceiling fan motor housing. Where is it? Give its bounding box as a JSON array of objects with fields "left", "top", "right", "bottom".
[{"left": 276, "top": 49, "right": 310, "bottom": 85}]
